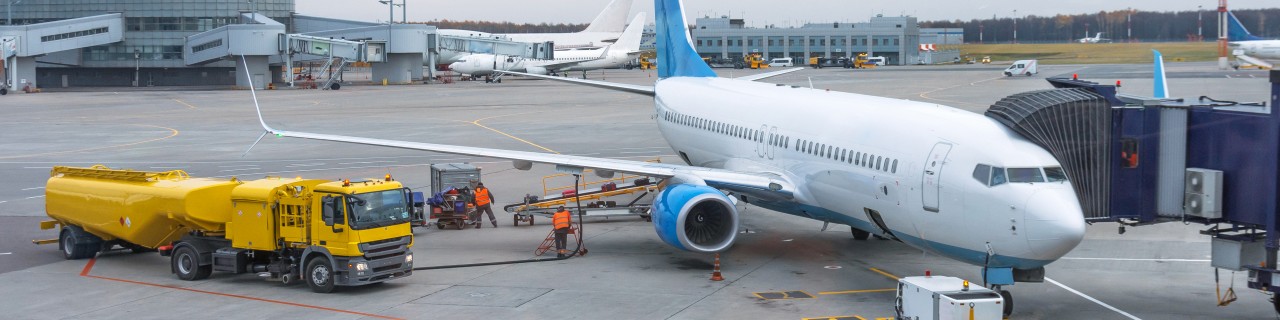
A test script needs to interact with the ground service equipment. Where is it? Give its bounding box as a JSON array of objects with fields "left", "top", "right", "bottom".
[
  {"left": 40, "top": 165, "right": 415, "bottom": 293},
  {"left": 738, "top": 52, "right": 768, "bottom": 69},
  {"left": 896, "top": 275, "right": 1003, "bottom": 320}
]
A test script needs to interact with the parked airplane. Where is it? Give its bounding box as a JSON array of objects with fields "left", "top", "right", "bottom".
[
  {"left": 1227, "top": 11, "right": 1279, "bottom": 69},
  {"left": 1077, "top": 32, "right": 1110, "bottom": 43},
  {"left": 248, "top": 0, "right": 1086, "bottom": 316},
  {"left": 437, "top": 0, "right": 635, "bottom": 64},
  {"left": 449, "top": 14, "right": 646, "bottom": 79}
]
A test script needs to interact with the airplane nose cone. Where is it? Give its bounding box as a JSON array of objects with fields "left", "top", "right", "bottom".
[{"left": 1024, "top": 187, "right": 1087, "bottom": 261}]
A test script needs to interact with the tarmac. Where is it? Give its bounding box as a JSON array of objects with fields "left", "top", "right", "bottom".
[{"left": 0, "top": 62, "right": 1274, "bottom": 319}]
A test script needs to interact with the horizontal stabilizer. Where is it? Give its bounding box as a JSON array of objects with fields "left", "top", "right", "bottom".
[
  {"left": 1235, "top": 54, "right": 1274, "bottom": 69},
  {"left": 736, "top": 68, "right": 803, "bottom": 82}
]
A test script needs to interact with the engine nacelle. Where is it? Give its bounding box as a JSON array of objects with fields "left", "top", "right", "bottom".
[
  {"left": 652, "top": 184, "right": 739, "bottom": 253},
  {"left": 525, "top": 66, "right": 549, "bottom": 75}
]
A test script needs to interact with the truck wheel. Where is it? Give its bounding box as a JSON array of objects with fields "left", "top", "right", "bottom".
[
  {"left": 306, "top": 257, "right": 336, "bottom": 293},
  {"left": 60, "top": 228, "right": 99, "bottom": 260},
  {"left": 172, "top": 245, "right": 211, "bottom": 280},
  {"left": 1025, "top": 72, "right": 1032, "bottom": 77}
]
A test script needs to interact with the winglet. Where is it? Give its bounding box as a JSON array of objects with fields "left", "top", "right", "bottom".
[
  {"left": 655, "top": 0, "right": 716, "bottom": 78},
  {"left": 242, "top": 55, "right": 278, "bottom": 157},
  {"left": 1152, "top": 49, "right": 1168, "bottom": 99}
]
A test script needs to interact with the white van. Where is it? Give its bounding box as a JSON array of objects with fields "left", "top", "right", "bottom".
[
  {"left": 769, "top": 57, "right": 794, "bottom": 67},
  {"left": 1004, "top": 59, "right": 1038, "bottom": 76},
  {"left": 866, "top": 56, "right": 886, "bottom": 66}
]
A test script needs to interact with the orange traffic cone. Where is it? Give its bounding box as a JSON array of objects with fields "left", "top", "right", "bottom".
[{"left": 710, "top": 253, "right": 724, "bottom": 281}]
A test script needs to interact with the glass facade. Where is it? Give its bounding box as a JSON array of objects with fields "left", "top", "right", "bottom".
[{"left": 5, "top": 0, "right": 295, "bottom": 86}]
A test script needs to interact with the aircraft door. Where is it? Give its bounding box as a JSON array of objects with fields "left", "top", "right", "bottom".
[
  {"left": 767, "top": 126, "right": 777, "bottom": 160},
  {"left": 921, "top": 142, "right": 953, "bottom": 212}
]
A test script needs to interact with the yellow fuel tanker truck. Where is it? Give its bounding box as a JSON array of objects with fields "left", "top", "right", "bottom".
[{"left": 39, "top": 165, "right": 415, "bottom": 293}]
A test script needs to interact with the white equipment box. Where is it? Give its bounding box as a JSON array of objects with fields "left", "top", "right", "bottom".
[{"left": 896, "top": 275, "right": 1003, "bottom": 320}]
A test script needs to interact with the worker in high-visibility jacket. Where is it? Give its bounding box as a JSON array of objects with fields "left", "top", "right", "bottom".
[
  {"left": 553, "top": 206, "right": 573, "bottom": 258},
  {"left": 472, "top": 182, "right": 497, "bottom": 228}
]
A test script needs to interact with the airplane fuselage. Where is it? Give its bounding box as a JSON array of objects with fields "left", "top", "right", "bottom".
[
  {"left": 651, "top": 77, "right": 1087, "bottom": 270},
  {"left": 1231, "top": 40, "right": 1280, "bottom": 60},
  {"left": 448, "top": 48, "right": 638, "bottom": 76}
]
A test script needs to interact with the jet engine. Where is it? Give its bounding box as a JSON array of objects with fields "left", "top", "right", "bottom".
[
  {"left": 525, "top": 66, "right": 550, "bottom": 75},
  {"left": 651, "top": 184, "right": 739, "bottom": 253}
]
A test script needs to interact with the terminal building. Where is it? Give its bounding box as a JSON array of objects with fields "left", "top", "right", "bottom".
[
  {"left": 690, "top": 15, "right": 922, "bottom": 66},
  {"left": 0, "top": 0, "right": 550, "bottom": 89}
]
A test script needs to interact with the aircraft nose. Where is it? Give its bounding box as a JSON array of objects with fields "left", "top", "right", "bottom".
[{"left": 1023, "top": 187, "right": 1087, "bottom": 261}]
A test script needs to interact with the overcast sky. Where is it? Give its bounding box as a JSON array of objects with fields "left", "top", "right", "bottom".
[{"left": 297, "top": 0, "right": 1277, "bottom": 27}]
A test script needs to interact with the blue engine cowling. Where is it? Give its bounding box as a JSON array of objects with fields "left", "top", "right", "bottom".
[{"left": 652, "top": 184, "right": 739, "bottom": 253}]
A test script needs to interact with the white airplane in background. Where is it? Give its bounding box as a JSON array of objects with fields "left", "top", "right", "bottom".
[
  {"left": 1227, "top": 11, "right": 1279, "bottom": 69},
  {"left": 437, "top": 0, "right": 635, "bottom": 64},
  {"left": 1077, "top": 32, "right": 1110, "bottom": 43},
  {"left": 249, "top": 0, "right": 1086, "bottom": 316},
  {"left": 449, "top": 14, "right": 646, "bottom": 79}
]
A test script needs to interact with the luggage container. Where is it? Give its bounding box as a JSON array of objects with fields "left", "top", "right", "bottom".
[{"left": 895, "top": 275, "right": 1004, "bottom": 320}]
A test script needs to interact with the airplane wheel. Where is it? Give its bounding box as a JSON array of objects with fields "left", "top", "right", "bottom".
[
  {"left": 1000, "top": 289, "right": 1013, "bottom": 317},
  {"left": 851, "top": 228, "right": 870, "bottom": 240}
]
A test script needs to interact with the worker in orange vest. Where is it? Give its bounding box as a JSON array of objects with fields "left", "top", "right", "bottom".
[
  {"left": 553, "top": 206, "right": 572, "bottom": 258},
  {"left": 472, "top": 182, "right": 497, "bottom": 228}
]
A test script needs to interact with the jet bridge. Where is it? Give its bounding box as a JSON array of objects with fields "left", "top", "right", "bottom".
[
  {"left": 1, "top": 13, "right": 123, "bottom": 89},
  {"left": 183, "top": 13, "right": 286, "bottom": 89},
  {"left": 986, "top": 71, "right": 1280, "bottom": 314}
]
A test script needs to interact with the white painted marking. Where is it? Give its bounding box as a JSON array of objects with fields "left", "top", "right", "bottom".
[
  {"left": 220, "top": 168, "right": 264, "bottom": 172},
  {"left": 23, "top": 167, "right": 50, "bottom": 169},
  {"left": 337, "top": 161, "right": 397, "bottom": 165},
  {"left": 24, "top": 195, "right": 45, "bottom": 199},
  {"left": 218, "top": 164, "right": 261, "bottom": 168},
  {"left": 1046, "top": 277, "right": 1142, "bottom": 320},
  {"left": 619, "top": 151, "right": 661, "bottom": 154},
  {"left": 285, "top": 163, "right": 327, "bottom": 167},
  {"left": 20, "top": 187, "right": 44, "bottom": 191},
  {"left": 149, "top": 166, "right": 187, "bottom": 169},
  {"left": 0, "top": 252, "right": 11, "bottom": 255},
  {"left": 1061, "top": 257, "right": 1209, "bottom": 262},
  {"left": 0, "top": 201, "right": 7, "bottom": 204}
]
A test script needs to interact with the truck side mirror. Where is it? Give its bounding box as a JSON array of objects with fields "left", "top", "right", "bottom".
[{"left": 321, "top": 196, "right": 345, "bottom": 232}]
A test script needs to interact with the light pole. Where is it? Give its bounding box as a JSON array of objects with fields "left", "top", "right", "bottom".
[
  {"left": 133, "top": 49, "right": 140, "bottom": 87},
  {"left": 1012, "top": 10, "right": 1017, "bottom": 44},
  {"left": 6, "top": 0, "right": 24, "bottom": 26},
  {"left": 1127, "top": 8, "right": 1132, "bottom": 42},
  {"left": 1198, "top": 5, "right": 1203, "bottom": 41}
]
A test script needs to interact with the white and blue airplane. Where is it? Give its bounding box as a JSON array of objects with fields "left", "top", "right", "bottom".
[
  {"left": 1227, "top": 11, "right": 1280, "bottom": 69},
  {"left": 249, "top": 0, "right": 1086, "bottom": 314},
  {"left": 448, "top": 14, "right": 646, "bottom": 78},
  {"left": 436, "top": 0, "right": 635, "bottom": 65}
]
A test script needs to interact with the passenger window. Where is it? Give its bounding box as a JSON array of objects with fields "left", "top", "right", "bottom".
[
  {"left": 855, "top": 152, "right": 861, "bottom": 165},
  {"left": 1008, "top": 168, "right": 1045, "bottom": 183},
  {"left": 1044, "top": 167, "right": 1068, "bottom": 182},
  {"left": 990, "top": 167, "right": 1007, "bottom": 186},
  {"left": 875, "top": 156, "right": 882, "bottom": 170},
  {"left": 973, "top": 164, "right": 991, "bottom": 185},
  {"left": 892, "top": 159, "right": 898, "bottom": 173}
]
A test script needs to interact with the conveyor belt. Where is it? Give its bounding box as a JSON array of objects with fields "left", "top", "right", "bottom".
[
  {"left": 985, "top": 88, "right": 1113, "bottom": 220},
  {"left": 503, "top": 183, "right": 654, "bottom": 213}
]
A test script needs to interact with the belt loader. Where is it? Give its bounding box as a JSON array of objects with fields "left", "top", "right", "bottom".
[{"left": 39, "top": 165, "right": 415, "bottom": 293}]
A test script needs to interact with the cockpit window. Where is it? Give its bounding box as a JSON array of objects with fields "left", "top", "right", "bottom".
[
  {"left": 989, "top": 166, "right": 1007, "bottom": 186},
  {"left": 1007, "top": 168, "right": 1045, "bottom": 183},
  {"left": 1044, "top": 167, "right": 1068, "bottom": 182},
  {"left": 973, "top": 164, "right": 991, "bottom": 184}
]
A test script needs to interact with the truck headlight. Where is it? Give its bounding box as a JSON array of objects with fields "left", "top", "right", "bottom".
[
  {"left": 405, "top": 253, "right": 413, "bottom": 263},
  {"left": 354, "top": 262, "right": 368, "bottom": 271}
]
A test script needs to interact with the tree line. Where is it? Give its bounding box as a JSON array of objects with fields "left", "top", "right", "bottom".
[
  {"left": 919, "top": 8, "right": 1280, "bottom": 43},
  {"left": 409, "top": 20, "right": 588, "bottom": 33}
]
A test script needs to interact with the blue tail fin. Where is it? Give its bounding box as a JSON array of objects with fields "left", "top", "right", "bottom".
[
  {"left": 1152, "top": 50, "right": 1168, "bottom": 99},
  {"left": 655, "top": 0, "right": 716, "bottom": 78},
  {"left": 1227, "top": 11, "right": 1266, "bottom": 42}
]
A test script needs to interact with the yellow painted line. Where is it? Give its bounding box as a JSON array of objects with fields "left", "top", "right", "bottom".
[
  {"left": 456, "top": 112, "right": 560, "bottom": 154},
  {"left": 869, "top": 267, "right": 899, "bottom": 280},
  {"left": 818, "top": 288, "right": 896, "bottom": 295},
  {"left": 172, "top": 99, "right": 199, "bottom": 110},
  {"left": 0, "top": 124, "right": 180, "bottom": 160}
]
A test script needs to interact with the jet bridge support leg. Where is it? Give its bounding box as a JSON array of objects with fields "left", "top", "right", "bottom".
[{"left": 234, "top": 55, "right": 269, "bottom": 90}]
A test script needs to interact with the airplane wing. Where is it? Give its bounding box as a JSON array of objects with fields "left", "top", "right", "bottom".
[
  {"left": 247, "top": 88, "right": 793, "bottom": 201},
  {"left": 736, "top": 68, "right": 804, "bottom": 82}
]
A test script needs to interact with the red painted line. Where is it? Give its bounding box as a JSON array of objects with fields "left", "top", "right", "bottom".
[{"left": 79, "top": 258, "right": 402, "bottom": 320}]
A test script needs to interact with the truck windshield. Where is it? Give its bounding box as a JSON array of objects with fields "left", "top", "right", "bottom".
[{"left": 347, "top": 189, "right": 410, "bottom": 230}]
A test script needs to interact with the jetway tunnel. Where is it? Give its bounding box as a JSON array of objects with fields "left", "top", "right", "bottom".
[{"left": 986, "top": 71, "right": 1280, "bottom": 314}]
